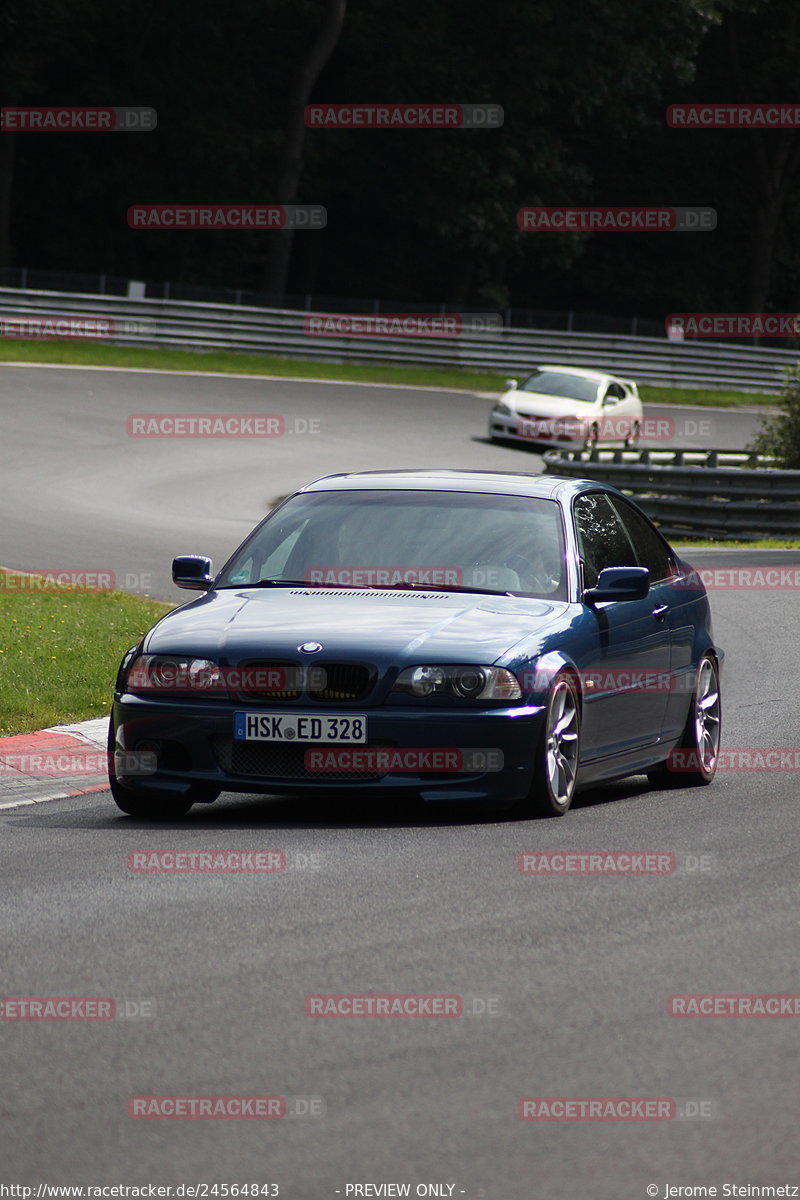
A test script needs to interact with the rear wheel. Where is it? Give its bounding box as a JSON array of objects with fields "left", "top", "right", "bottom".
[
  {"left": 625, "top": 420, "right": 641, "bottom": 448},
  {"left": 583, "top": 422, "right": 599, "bottom": 451},
  {"left": 522, "top": 673, "right": 581, "bottom": 817},
  {"left": 647, "top": 654, "right": 721, "bottom": 787},
  {"left": 107, "top": 717, "right": 219, "bottom": 818}
]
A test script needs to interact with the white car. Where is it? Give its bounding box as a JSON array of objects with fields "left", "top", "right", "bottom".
[{"left": 488, "top": 365, "right": 644, "bottom": 449}]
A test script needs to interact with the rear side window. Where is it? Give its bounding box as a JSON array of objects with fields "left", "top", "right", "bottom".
[
  {"left": 609, "top": 496, "right": 674, "bottom": 583},
  {"left": 572, "top": 493, "right": 637, "bottom": 588}
]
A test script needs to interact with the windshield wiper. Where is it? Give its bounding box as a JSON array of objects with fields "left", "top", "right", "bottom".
[
  {"left": 365, "top": 581, "right": 515, "bottom": 596},
  {"left": 216, "top": 579, "right": 319, "bottom": 589}
]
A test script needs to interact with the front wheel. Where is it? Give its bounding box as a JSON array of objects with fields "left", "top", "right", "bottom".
[
  {"left": 647, "top": 654, "right": 721, "bottom": 788},
  {"left": 583, "top": 423, "right": 599, "bottom": 452},
  {"left": 521, "top": 673, "right": 581, "bottom": 817}
]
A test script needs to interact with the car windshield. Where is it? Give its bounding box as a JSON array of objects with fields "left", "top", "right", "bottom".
[
  {"left": 216, "top": 489, "right": 568, "bottom": 599},
  {"left": 520, "top": 370, "right": 600, "bottom": 403}
]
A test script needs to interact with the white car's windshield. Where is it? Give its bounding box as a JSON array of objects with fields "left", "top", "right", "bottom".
[
  {"left": 520, "top": 370, "right": 599, "bottom": 403},
  {"left": 217, "top": 489, "right": 568, "bottom": 598}
]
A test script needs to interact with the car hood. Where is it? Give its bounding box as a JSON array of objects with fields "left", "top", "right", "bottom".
[
  {"left": 504, "top": 390, "right": 597, "bottom": 418},
  {"left": 144, "top": 586, "right": 571, "bottom": 665}
]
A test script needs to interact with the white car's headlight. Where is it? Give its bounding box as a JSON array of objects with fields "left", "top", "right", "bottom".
[
  {"left": 392, "top": 664, "right": 521, "bottom": 700},
  {"left": 493, "top": 402, "right": 512, "bottom": 416}
]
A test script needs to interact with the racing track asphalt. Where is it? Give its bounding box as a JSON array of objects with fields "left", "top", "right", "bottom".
[{"left": 1, "top": 365, "right": 798, "bottom": 1197}]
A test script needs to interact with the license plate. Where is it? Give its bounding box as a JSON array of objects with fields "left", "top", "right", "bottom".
[{"left": 234, "top": 712, "right": 368, "bottom": 743}]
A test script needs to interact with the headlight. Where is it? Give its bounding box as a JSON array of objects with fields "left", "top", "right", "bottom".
[
  {"left": 493, "top": 402, "right": 512, "bottom": 416},
  {"left": 126, "top": 655, "right": 221, "bottom": 695},
  {"left": 392, "top": 665, "right": 521, "bottom": 700}
]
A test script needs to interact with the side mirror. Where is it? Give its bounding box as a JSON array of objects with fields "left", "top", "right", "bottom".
[
  {"left": 602, "top": 393, "right": 617, "bottom": 406},
  {"left": 172, "top": 555, "right": 214, "bottom": 590},
  {"left": 504, "top": 378, "right": 518, "bottom": 391},
  {"left": 584, "top": 566, "right": 649, "bottom": 605}
]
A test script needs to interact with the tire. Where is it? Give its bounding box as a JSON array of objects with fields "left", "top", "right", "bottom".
[
  {"left": 625, "top": 421, "right": 641, "bottom": 448},
  {"left": 583, "top": 423, "right": 599, "bottom": 452},
  {"left": 522, "top": 672, "right": 581, "bottom": 817},
  {"left": 107, "top": 717, "right": 219, "bottom": 818},
  {"left": 647, "top": 654, "right": 721, "bottom": 788}
]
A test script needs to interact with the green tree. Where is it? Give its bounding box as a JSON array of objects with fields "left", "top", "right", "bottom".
[{"left": 749, "top": 366, "right": 800, "bottom": 468}]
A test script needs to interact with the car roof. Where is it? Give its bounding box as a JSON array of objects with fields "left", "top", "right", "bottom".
[{"left": 298, "top": 468, "right": 613, "bottom": 502}]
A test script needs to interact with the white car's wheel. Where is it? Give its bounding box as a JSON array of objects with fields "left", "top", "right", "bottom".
[{"left": 625, "top": 420, "right": 641, "bottom": 448}]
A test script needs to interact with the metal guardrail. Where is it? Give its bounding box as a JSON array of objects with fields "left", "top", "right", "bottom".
[
  {"left": 543, "top": 448, "right": 800, "bottom": 539},
  {"left": 0, "top": 286, "right": 796, "bottom": 394}
]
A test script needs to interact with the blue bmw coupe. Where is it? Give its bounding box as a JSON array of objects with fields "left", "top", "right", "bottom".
[{"left": 109, "top": 469, "right": 722, "bottom": 818}]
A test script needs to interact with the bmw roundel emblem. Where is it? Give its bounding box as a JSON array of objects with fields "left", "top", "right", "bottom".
[{"left": 298, "top": 641, "right": 323, "bottom": 653}]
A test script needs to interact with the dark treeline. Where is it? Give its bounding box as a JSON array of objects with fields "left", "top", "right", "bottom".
[{"left": 1, "top": 0, "right": 799, "bottom": 320}]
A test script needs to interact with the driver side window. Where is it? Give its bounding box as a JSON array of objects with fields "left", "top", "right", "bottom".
[{"left": 573, "top": 493, "right": 637, "bottom": 589}]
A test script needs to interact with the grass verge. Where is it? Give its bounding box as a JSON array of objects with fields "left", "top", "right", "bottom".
[
  {"left": 0, "top": 338, "right": 780, "bottom": 407},
  {"left": 0, "top": 570, "right": 171, "bottom": 735}
]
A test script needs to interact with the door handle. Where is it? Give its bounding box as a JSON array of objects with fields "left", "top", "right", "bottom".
[{"left": 652, "top": 603, "right": 668, "bottom": 620}]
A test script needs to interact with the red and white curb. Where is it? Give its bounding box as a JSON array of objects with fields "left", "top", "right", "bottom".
[{"left": 0, "top": 717, "right": 109, "bottom": 810}]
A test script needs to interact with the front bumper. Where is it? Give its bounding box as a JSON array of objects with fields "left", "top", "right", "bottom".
[
  {"left": 111, "top": 696, "right": 547, "bottom": 804},
  {"left": 489, "top": 414, "right": 584, "bottom": 448}
]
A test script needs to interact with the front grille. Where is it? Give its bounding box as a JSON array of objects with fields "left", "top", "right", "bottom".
[
  {"left": 232, "top": 660, "right": 375, "bottom": 703},
  {"left": 310, "top": 663, "right": 374, "bottom": 702},
  {"left": 211, "top": 736, "right": 395, "bottom": 782},
  {"left": 234, "top": 660, "right": 302, "bottom": 701}
]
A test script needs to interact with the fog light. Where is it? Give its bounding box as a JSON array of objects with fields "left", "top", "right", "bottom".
[{"left": 135, "top": 739, "right": 161, "bottom": 760}]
